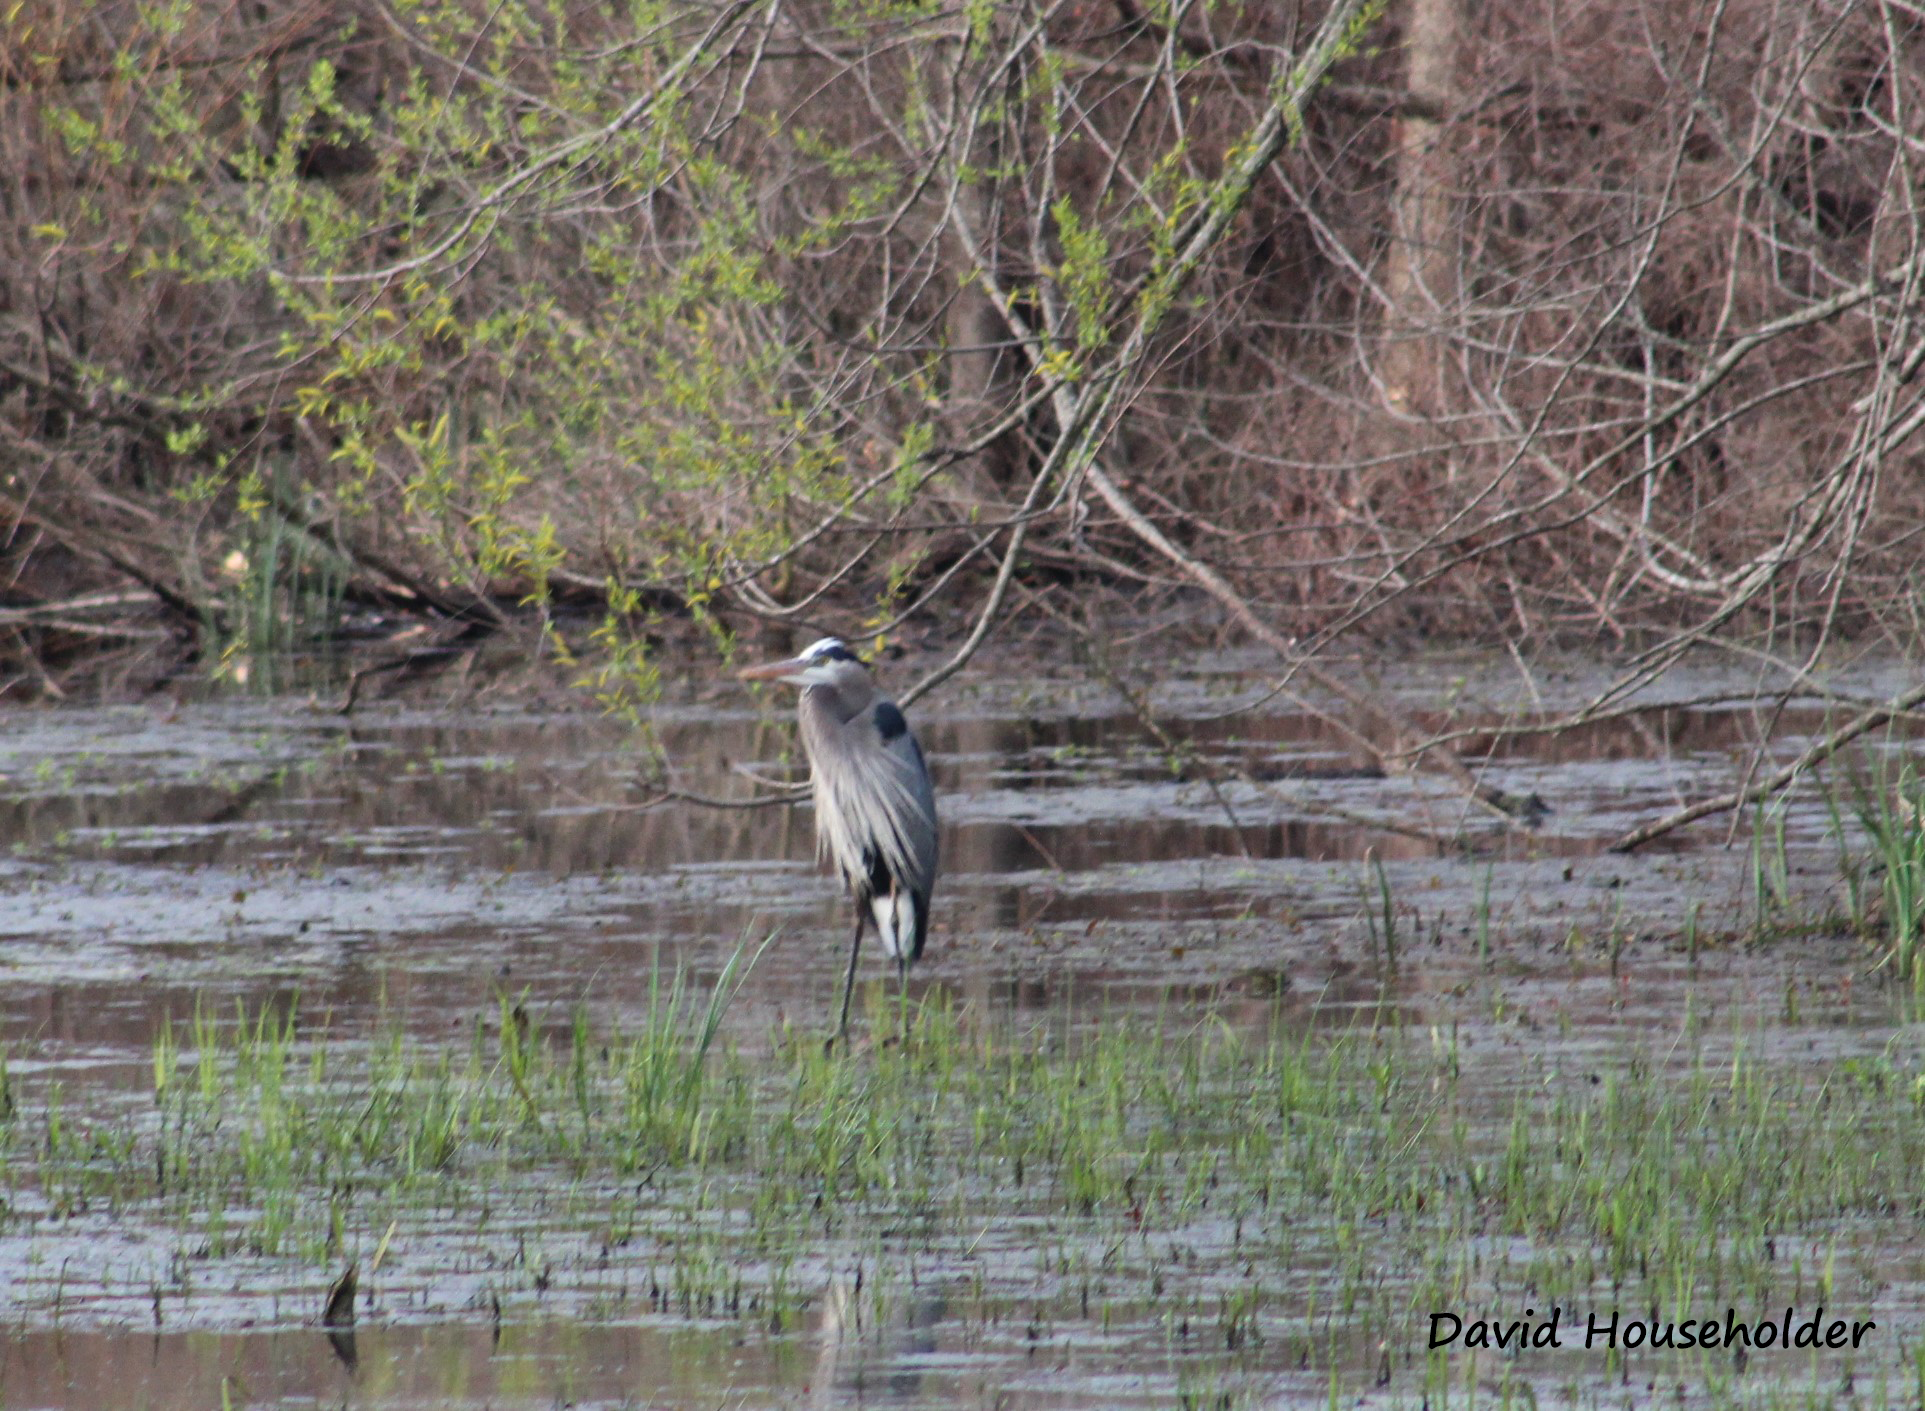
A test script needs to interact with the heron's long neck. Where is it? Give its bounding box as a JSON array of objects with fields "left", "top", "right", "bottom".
[{"left": 801, "top": 679, "right": 868, "bottom": 726}]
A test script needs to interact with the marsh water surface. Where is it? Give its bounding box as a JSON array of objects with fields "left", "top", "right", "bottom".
[{"left": 3, "top": 651, "right": 1923, "bottom": 1410}]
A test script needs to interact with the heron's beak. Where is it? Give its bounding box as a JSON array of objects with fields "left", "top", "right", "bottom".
[{"left": 737, "top": 654, "right": 809, "bottom": 683}]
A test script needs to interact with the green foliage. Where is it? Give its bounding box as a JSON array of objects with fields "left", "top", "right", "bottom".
[
  {"left": 1051, "top": 197, "right": 1115, "bottom": 362},
  {"left": 25, "top": 2, "right": 889, "bottom": 698},
  {"left": 8, "top": 0, "right": 1424, "bottom": 693}
]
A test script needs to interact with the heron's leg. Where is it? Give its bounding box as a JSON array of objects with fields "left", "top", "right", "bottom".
[
  {"left": 834, "top": 910, "right": 866, "bottom": 1044},
  {"left": 894, "top": 952, "right": 909, "bottom": 1043}
]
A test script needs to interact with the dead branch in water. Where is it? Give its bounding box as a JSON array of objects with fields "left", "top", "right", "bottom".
[{"left": 1608, "top": 677, "right": 1925, "bottom": 854}]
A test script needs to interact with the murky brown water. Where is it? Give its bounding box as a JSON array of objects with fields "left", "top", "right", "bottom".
[{"left": 2, "top": 651, "right": 1922, "bottom": 1408}]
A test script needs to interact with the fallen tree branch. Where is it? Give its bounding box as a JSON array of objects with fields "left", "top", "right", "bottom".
[
  {"left": 1083, "top": 460, "right": 1545, "bottom": 824},
  {"left": 0, "top": 495, "right": 206, "bottom": 628},
  {"left": 1608, "top": 677, "right": 1925, "bottom": 853}
]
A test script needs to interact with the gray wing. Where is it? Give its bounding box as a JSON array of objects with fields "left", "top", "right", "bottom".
[
  {"left": 804, "top": 696, "right": 938, "bottom": 907},
  {"left": 885, "top": 725, "right": 939, "bottom": 907}
]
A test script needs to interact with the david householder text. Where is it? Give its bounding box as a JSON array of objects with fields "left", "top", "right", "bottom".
[{"left": 1428, "top": 1307, "right": 1875, "bottom": 1353}]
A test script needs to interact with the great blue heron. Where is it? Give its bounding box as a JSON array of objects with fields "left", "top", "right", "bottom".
[{"left": 739, "top": 637, "right": 939, "bottom": 1041}]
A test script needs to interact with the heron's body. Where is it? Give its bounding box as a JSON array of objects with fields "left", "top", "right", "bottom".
[{"left": 740, "top": 638, "right": 938, "bottom": 1038}]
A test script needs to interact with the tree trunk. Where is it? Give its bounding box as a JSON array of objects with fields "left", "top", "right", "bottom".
[{"left": 1376, "top": 0, "right": 1464, "bottom": 422}]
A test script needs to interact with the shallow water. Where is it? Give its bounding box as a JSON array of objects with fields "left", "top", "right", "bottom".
[{"left": 2, "top": 652, "right": 1923, "bottom": 1409}]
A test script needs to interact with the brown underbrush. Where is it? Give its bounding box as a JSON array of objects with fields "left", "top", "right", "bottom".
[{"left": 1, "top": 0, "right": 1919, "bottom": 708}]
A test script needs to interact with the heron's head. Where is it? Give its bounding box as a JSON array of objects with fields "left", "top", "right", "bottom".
[{"left": 737, "top": 636, "right": 871, "bottom": 690}]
